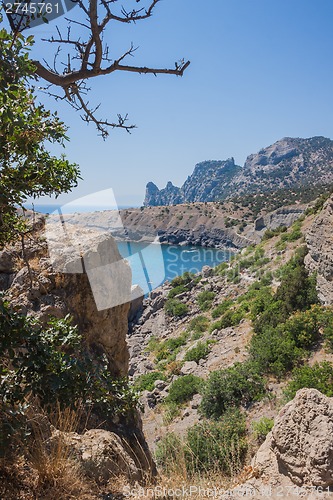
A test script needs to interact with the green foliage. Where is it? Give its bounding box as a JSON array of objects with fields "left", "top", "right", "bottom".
[
  {"left": 248, "top": 324, "right": 305, "bottom": 378},
  {"left": 166, "top": 374, "right": 202, "bottom": 405},
  {"left": 210, "top": 308, "right": 245, "bottom": 332},
  {"left": 185, "top": 408, "right": 247, "bottom": 475},
  {"left": 196, "top": 290, "right": 216, "bottom": 311},
  {"left": 165, "top": 298, "right": 189, "bottom": 317},
  {"left": 184, "top": 341, "right": 211, "bottom": 363},
  {"left": 253, "top": 247, "right": 318, "bottom": 333},
  {"left": 154, "top": 332, "right": 189, "bottom": 362},
  {"left": 0, "top": 27, "right": 80, "bottom": 246},
  {"left": 0, "top": 299, "right": 138, "bottom": 427},
  {"left": 319, "top": 307, "right": 333, "bottom": 351},
  {"left": 170, "top": 272, "right": 196, "bottom": 288},
  {"left": 200, "top": 362, "right": 265, "bottom": 419},
  {"left": 168, "top": 284, "right": 187, "bottom": 298},
  {"left": 188, "top": 315, "right": 210, "bottom": 334},
  {"left": 252, "top": 417, "right": 274, "bottom": 443},
  {"left": 211, "top": 299, "right": 233, "bottom": 319},
  {"left": 134, "top": 372, "right": 166, "bottom": 392},
  {"left": 262, "top": 226, "right": 287, "bottom": 241},
  {"left": 285, "top": 362, "right": 333, "bottom": 400}
]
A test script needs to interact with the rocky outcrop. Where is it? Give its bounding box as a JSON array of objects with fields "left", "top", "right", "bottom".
[
  {"left": 240, "top": 389, "right": 333, "bottom": 497},
  {"left": 305, "top": 195, "right": 333, "bottom": 305},
  {"left": 144, "top": 137, "right": 333, "bottom": 206},
  {"left": 254, "top": 205, "right": 306, "bottom": 231},
  {"left": 0, "top": 213, "right": 156, "bottom": 480},
  {"left": 52, "top": 428, "right": 154, "bottom": 483},
  {"left": 144, "top": 158, "right": 241, "bottom": 206}
]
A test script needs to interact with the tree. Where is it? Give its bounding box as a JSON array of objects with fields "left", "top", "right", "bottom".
[
  {"left": 6, "top": 0, "right": 190, "bottom": 138},
  {"left": 0, "top": 24, "right": 80, "bottom": 246}
]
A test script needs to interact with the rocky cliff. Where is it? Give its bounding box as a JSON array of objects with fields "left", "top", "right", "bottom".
[
  {"left": 0, "top": 212, "right": 155, "bottom": 481},
  {"left": 144, "top": 136, "right": 333, "bottom": 206},
  {"left": 305, "top": 194, "right": 333, "bottom": 305},
  {"left": 238, "top": 389, "right": 333, "bottom": 497},
  {"left": 144, "top": 158, "right": 241, "bottom": 206}
]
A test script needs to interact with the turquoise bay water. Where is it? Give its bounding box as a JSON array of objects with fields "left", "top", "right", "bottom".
[
  {"left": 29, "top": 205, "right": 233, "bottom": 292},
  {"left": 117, "top": 240, "right": 232, "bottom": 293}
]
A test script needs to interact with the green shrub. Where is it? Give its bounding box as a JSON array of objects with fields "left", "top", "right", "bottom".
[
  {"left": 200, "top": 362, "right": 265, "bottom": 419},
  {"left": 189, "top": 315, "right": 210, "bottom": 334},
  {"left": 165, "top": 298, "right": 189, "bottom": 317},
  {"left": 170, "top": 272, "right": 196, "bottom": 288},
  {"left": 262, "top": 226, "right": 287, "bottom": 241},
  {"left": 252, "top": 417, "right": 274, "bottom": 443},
  {"left": 211, "top": 299, "right": 233, "bottom": 319},
  {"left": 210, "top": 308, "right": 244, "bottom": 331},
  {"left": 134, "top": 372, "right": 166, "bottom": 392},
  {"left": 249, "top": 325, "right": 305, "bottom": 378},
  {"left": 320, "top": 306, "right": 333, "bottom": 351},
  {"left": 285, "top": 362, "right": 333, "bottom": 400},
  {"left": 185, "top": 408, "right": 247, "bottom": 475},
  {"left": 155, "top": 332, "right": 189, "bottom": 362},
  {"left": 0, "top": 299, "right": 139, "bottom": 451},
  {"left": 168, "top": 284, "right": 187, "bottom": 298},
  {"left": 166, "top": 374, "right": 202, "bottom": 405},
  {"left": 184, "top": 341, "right": 211, "bottom": 363},
  {"left": 197, "top": 290, "right": 216, "bottom": 311}
]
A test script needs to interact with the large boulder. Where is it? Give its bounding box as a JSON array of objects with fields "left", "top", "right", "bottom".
[{"left": 235, "top": 389, "right": 333, "bottom": 498}]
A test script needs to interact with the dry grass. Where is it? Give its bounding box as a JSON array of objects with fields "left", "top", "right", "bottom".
[{"left": 0, "top": 402, "right": 97, "bottom": 500}]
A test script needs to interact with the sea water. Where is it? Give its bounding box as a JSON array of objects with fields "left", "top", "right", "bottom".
[
  {"left": 27, "top": 205, "right": 233, "bottom": 290},
  {"left": 117, "top": 240, "right": 232, "bottom": 292}
]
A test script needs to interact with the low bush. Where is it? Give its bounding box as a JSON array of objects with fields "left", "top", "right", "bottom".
[
  {"left": 168, "top": 285, "right": 187, "bottom": 299},
  {"left": 170, "top": 272, "right": 197, "bottom": 288},
  {"left": 134, "top": 372, "right": 166, "bottom": 392},
  {"left": 251, "top": 417, "right": 274, "bottom": 443},
  {"left": 184, "top": 341, "right": 211, "bottom": 363},
  {"left": 210, "top": 308, "right": 245, "bottom": 332},
  {"left": 262, "top": 226, "right": 287, "bottom": 241},
  {"left": 197, "top": 291, "right": 216, "bottom": 311},
  {"left": 189, "top": 315, "right": 210, "bottom": 334},
  {"left": 249, "top": 325, "right": 305, "bottom": 378},
  {"left": 166, "top": 374, "right": 202, "bottom": 405},
  {"left": 200, "top": 361, "right": 265, "bottom": 419},
  {"left": 284, "top": 362, "right": 333, "bottom": 400},
  {"left": 211, "top": 299, "right": 233, "bottom": 319},
  {"left": 165, "top": 298, "right": 189, "bottom": 317},
  {"left": 185, "top": 408, "right": 247, "bottom": 475},
  {"left": 155, "top": 332, "right": 189, "bottom": 362}
]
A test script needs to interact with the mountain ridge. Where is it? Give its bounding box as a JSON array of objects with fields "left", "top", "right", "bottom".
[{"left": 144, "top": 136, "right": 333, "bottom": 206}]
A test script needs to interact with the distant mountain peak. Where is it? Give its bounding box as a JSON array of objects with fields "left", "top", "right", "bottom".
[{"left": 143, "top": 136, "right": 333, "bottom": 206}]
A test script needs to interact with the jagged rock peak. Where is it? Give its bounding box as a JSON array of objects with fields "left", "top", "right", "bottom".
[
  {"left": 143, "top": 136, "right": 333, "bottom": 206},
  {"left": 143, "top": 157, "right": 241, "bottom": 206}
]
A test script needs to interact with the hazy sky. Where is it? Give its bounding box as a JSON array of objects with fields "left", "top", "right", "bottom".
[{"left": 6, "top": 0, "right": 333, "bottom": 207}]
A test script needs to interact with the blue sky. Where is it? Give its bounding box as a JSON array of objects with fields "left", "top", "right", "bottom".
[{"left": 5, "top": 0, "right": 333, "bottom": 207}]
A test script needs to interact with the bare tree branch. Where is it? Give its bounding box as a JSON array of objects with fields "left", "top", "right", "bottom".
[{"left": 30, "top": 0, "right": 190, "bottom": 137}]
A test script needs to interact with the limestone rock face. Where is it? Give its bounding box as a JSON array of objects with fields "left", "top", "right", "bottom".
[
  {"left": 240, "top": 389, "right": 333, "bottom": 498},
  {"left": 52, "top": 427, "right": 155, "bottom": 482},
  {"left": 3, "top": 218, "right": 133, "bottom": 376},
  {"left": 254, "top": 205, "right": 306, "bottom": 231},
  {"left": 305, "top": 195, "right": 333, "bottom": 305},
  {"left": 257, "top": 389, "right": 333, "bottom": 487}
]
